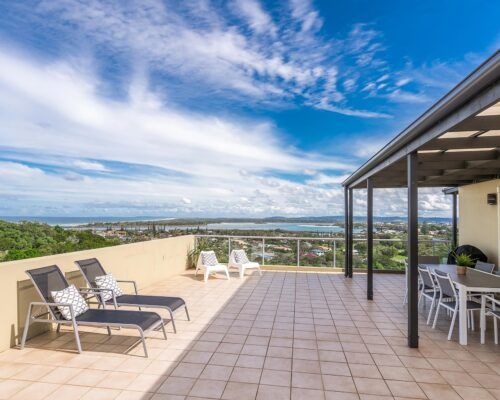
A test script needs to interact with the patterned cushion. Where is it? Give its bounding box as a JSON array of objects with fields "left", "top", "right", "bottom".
[
  {"left": 94, "top": 274, "right": 123, "bottom": 301},
  {"left": 234, "top": 250, "right": 250, "bottom": 264},
  {"left": 201, "top": 251, "right": 218, "bottom": 266},
  {"left": 51, "top": 284, "right": 89, "bottom": 320}
]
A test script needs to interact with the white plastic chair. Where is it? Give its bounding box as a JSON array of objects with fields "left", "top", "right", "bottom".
[
  {"left": 196, "top": 251, "right": 230, "bottom": 282},
  {"left": 229, "top": 249, "right": 262, "bottom": 279}
]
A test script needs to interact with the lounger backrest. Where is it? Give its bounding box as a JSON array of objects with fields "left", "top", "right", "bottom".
[
  {"left": 75, "top": 258, "right": 107, "bottom": 287},
  {"left": 26, "top": 265, "right": 69, "bottom": 319}
]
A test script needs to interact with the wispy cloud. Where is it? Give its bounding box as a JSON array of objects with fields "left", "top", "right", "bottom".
[{"left": 0, "top": 47, "right": 352, "bottom": 216}]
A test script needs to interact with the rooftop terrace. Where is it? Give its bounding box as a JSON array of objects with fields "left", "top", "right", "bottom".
[{"left": 1, "top": 269, "right": 499, "bottom": 400}]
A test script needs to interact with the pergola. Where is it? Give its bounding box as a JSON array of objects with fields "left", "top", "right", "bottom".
[{"left": 342, "top": 51, "right": 500, "bottom": 348}]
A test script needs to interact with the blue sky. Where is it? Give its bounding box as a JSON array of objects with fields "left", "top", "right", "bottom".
[{"left": 0, "top": 0, "right": 498, "bottom": 217}]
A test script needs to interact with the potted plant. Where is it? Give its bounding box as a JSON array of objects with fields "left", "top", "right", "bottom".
[
  {"left": 187, "top": 238, "right": 212, "bottom": 269},
  {"left": 453, "top": 252, "right": 474, "bottom": 275}
]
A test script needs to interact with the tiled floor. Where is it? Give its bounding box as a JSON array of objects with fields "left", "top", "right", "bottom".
[{"left": 0, "top": 271, "right": 499, "bottom": 400}]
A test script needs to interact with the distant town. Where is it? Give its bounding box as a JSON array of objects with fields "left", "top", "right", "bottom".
[{"left": 0, "top": 216, "right": 453, "bottom": 269}]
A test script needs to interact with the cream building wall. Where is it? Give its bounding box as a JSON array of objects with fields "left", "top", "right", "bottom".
[
  {"left": 459, "top": 179, "right": 500, "bottom": 267},
  {"left": 0, "top": 235, "right": 195, "bottom": 352}
]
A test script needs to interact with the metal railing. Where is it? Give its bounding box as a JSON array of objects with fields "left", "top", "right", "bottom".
[{"left": 194, "top": 234, "right": 452, "bottom": 271}]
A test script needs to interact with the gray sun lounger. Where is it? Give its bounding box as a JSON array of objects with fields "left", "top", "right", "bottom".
[
  {"left": 75, "top": 258, "right": 190, "bottom": 333},
  {"left": 21, "top": 265, "right": 166, "bottom": 357}
]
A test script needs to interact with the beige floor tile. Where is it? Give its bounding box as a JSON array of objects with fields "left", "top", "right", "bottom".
[
  {"left": 171, "top": 363, "right": 205, "bottom": 379},
  {"left": 80, "top": 387, "right": 121, "bottom": 400},
  {"left": 96, "top": 371, "right": 139, "bottom": 389},
  {"left": 69, "top": 369, "right": 108, "bottom": 386},
  {"left": 236, "top": 355, "right": 265, "bottom": 369},
  {"left": 378, "top": 366, "right": 413, "bottom": 381},
  {"left": 408, "top": 368, "right": 446, "bottom": 384},
  {"left": 292, "top": 387, "right": 326, "bottom": 400},
  {"left": 11, "top": 381, "right": 59, "bottom": 400},
  {"left": 115, "top": 390, "right": 153, "bottom": 400},
  {"left": 322, "top": 375, "right": 356, "bottom": 393},
  {"left": 188, "top": 379, "right": 226, "bottom": 398},
  {"left": 44, "top": 384, "right": 90, "bottom": 400},
  {"left": 471, "top": 374, "right": 500, "bottom": 390},
  {"left": 157, "top": 377, "right": 195, "bottom": 395},
  {"left": 419, "top": 383, "right": 462, "bottom": 400},
  {"left": 453, "top": 385, "right": 496, "bottom": 400},
  {"left": 293, "top": 359, "right": 321, "bottom": 374},
  {"left": 222, "top": 381, "right": 259, "bottom": 400},
  {"left": 321, "top": 362, "right": 351, "bottom": 377},
  {"left": 353, "top": 377, "right": 391, "bottom": 396},
  {"left": 0, "top": 380, "right": 31, "bottom": 399},
  {"left": 439, "top": 370, "right": 481, "bottom": 387},
  {"left": 386, "top": 380, "right": 426, "bottom": 398},
  {"left": 260, "top": 369, "right": 291, "bottom": 387},
  {"left": 325, "top": 391, "right": 359, "bottom": 400},
  {"left": 199, "top": 365, "right": 233, "bottom": 381},
  {"left": 292, "top": 371, "right": 323, "bottom": 389},
  {"left": 230, "top": 367, "right": 262, "bottom": 384},
  {"left": 126, "top": 373, "right": 164, "bottom": 392},
  {"left": 256, "top": 384, "right": 290, "bottom": 400},
  {"left": 349, "top": 364, "right": 381, "bottom": 379}
]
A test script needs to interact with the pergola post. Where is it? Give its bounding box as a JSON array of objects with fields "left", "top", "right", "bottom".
[
  {"left": 367, "top": 178, "right": 373, "bottom": 300},
  {"left": 407, "top": 152, "right": 419, "bottom": 348},
  {"left": 344, "top": 187, "right": 349, "bottom": 278},
  {"left": 452, "top": 192, "right": 458, "bottom": 250},
  {"left": 348, "top": 188, "right": 354, "bottom": 278}
]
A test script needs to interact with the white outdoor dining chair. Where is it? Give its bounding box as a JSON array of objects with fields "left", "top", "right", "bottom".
[
  {"left": 196, "top": 251, "right": 230, "bottom": 282},
  {"left": 229, "top": 249, "right": 262, "bottom": 279},
  {"left": 480, "top": 295, "right": 499, "bottom": 345},
  {"left": 418, "top": 266, "right": 439, "bottom": 325},
  {"left": 432, "top": 269, "right": 481, "bottom": 340}
]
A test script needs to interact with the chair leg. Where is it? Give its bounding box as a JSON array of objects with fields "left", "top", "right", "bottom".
[
  {"left": 494, "top": 316, "right": 498, "bottom": 345},
  {"left": 258, "top": 267, "right": 262, "bottom": 276},
  {"left": 20, "top": 304, "right": 33, "bottom": 350},
  {"left": 448, "top": 308, "right": 458, "bottom": 340},
  {"left": 168, "top": 309, "right": 177, "bottom": 334},
  {"left": 432, "top": 303, "right": 441, "bottom": 329},
  {"left": 204, "top": 269, "right": 209, "bottom": 283},
  {"left": 427, "top": 298, "right": 435, "bottom": 325},
  {"left": 107, "top": 326, "right": 112, "bottom": 336},
  {"left": 471, "top": 311, "right": 475, "bottom": 331},
  {"left": 239, "top": 267, "right": 244, "bottom": 279},
  {"left": 225, "top": 268, "right": 230, "bottom": 280},
  {"left": 71, "top": 320, "right": 82, "bottom": 353},
  {"left": 56, "top": 323, "right": 61, "bottom": 333},
  {"left": 138, "top": 329, "right": 148, "bottom": 358},
  {"left": 161, "top": 322, "right": 167, "bottom": 340},
  {"left": 185, "top": 305, "right": 191, "bottom": 321}
]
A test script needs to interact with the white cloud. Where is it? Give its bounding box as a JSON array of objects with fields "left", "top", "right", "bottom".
[
  {"left": 233, "top": 0, "right": 277, "bottom": 36},
  {"left": 73, "top": 160, "right": 108, "bottom": 171},
  {"left": 0, "top": 48, "right": 353, "bottom": 216}
]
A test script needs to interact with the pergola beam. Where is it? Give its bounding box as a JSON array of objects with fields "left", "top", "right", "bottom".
[{"left": 421, "top": 136, "right": 500, "bottom": 150}]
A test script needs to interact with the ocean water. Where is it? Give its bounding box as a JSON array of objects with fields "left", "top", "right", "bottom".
[
  {"left": 0, "top": 216, "right": 171, "bottom": 227},
  {"left": 1, "top": 217, "right": 346, "bottom": 233}
]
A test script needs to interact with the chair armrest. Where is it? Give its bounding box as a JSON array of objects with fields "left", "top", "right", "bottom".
[
  {"left": 78, "top": 287, "right": 117, "bottom": 308},
  {"left": 116, "top": 280, "right": 138, "bottom": 295},
  {"left": 28, "top": 301, "right": 76, "bottom": 321},
  {"left": 484, "top": 295, "right": 500, "bottom": 308}
]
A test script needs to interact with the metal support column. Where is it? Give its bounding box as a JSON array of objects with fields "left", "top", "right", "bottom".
[
  {"left": 452, "top": 192, "right": 458, "bottom": 250},
  {"left": 407, "top": 152, "right": 419, "bottom": 348},
  {"left": 348, "top": 188, "right": 354, "bottom": 278},
  {"left": 344, "top": 187, "right": 349, "bottom": 277},
  {"left": 367, "top": 178, "right": 373, "bottom": 300}
]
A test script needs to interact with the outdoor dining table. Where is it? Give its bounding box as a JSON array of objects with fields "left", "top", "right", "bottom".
[{"left": 422, "top": 264, "right": 500, "bottom": 345}]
